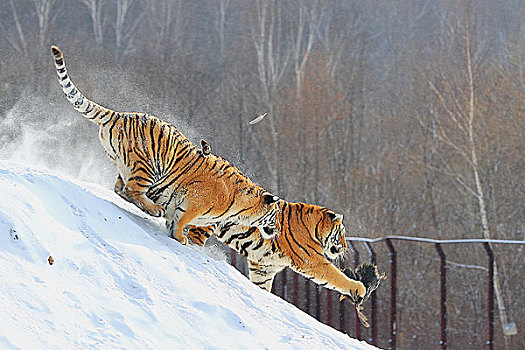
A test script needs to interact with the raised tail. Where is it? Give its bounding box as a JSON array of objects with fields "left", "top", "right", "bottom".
[{"left": 51, "top": 45, "right": 114, "bottom": 124}]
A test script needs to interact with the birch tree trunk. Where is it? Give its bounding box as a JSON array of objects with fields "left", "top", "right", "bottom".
[
  {"left": 249, "top": 0, "right": 290, "bottom": 194},
  {"left": 146, "top": 0, "right": 183, "bottom": 62},
  {"left": 425, "top": 9, "right": 512, "bottom": 346},
  {"left": 114, "top": 0, "right": 143, "bottom": 62},
  {"left": 464, "top": 16, "right": 511, "bottom": 347},
  {"left": 213, "top": 0, "right": 229, "bottom": 59},
  {"left": 7, "top": 0, "right": 28, "bottom": 55},
  {"left": 79, "top": 0, "right": 106, "bottom": 45},
  {"left": 35, "top": 0, "right": 56, "bottom": 48},
  {"left": 290, "top": 0, "right": 321, "bottom": 99}
]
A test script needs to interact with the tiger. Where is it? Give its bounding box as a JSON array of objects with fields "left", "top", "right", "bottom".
[
  {"left": 50, "top": 45, "right": 280, "bottom": 244},
  {"left": 187, "top": 201, "right": 367, "bottom": 299}
]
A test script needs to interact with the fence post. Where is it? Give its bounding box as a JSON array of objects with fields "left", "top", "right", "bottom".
[
  {"left": 350, "top": 241, "right": 361, "bottom": 340},
  {"left": 292, "top": 274, "right": 299, "bottom": 307},
  {"left": 483, "top": 243, "right": 494, "bottom": 350},
  {"left": 316, "top": 285, "right": 321, "bottom": 321},
  {"left": 230, "top": 249, "right": 237, "bottom": 269},
  {"left": 327, "top": 289, "right": 333, "bottom": 327},
  {"left": 281, "top": 269, "right": 287, "bottom": 300},
  {"left": 340, "top": 286, "right": 347, "bottom": 334},
  {"left": 365, "top": 242, "right": 378, "bottom": 346},
  {"left": 386, "top": 238, "right": 397, "bottom": 350},
  {"left": 435, "top": 243, "right": 447, "bottom": 349},
  {"left": 305, "top": 279, "right": 311, "bottom": 315}
]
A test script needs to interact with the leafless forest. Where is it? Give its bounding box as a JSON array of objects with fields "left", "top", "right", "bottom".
[{"left": 0, "top": 1, "right": 523, "bottom": 349}]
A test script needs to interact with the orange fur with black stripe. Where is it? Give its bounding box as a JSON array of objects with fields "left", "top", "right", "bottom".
[
  {"left": 187, "top": 201, "right": 366, "bottom": 298},
  {"left": 51, "top": 46, "right": 280, "bottom": 244}
]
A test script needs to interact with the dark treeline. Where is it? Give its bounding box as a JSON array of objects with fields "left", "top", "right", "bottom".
[{"left": 0, "top": 1, "right": 523, "bottom": 348}]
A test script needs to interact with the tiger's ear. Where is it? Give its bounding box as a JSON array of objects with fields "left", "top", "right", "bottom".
[
  {"left": 263, "top": 194, "right": 280, "bottom": 205},
  {"left": 200, "top": 139, "right": 211, "bottom": 156},
  {"left": 327, "top": 212, "right": 343, "bottom": 223}
]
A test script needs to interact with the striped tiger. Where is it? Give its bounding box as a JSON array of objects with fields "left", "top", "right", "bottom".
[
  {"left": 187, "top": 201, "right": 366, "bottom": 299},
  {"left": 50, "top": 45, "right": 280, "bottom": 244}
]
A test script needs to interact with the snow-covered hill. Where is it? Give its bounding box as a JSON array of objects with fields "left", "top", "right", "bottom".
[{"left": 0, "top": 162, "right": 377, "bottom": 349}]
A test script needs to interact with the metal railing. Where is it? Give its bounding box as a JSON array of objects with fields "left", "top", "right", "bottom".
[
  {"left": 345, "top": 236, "right": 525, "bottom": 350},
  {"left": 228, "top": 236, "right": 524, "bottom": 349}
]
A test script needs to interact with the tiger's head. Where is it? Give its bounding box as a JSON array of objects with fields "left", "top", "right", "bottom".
[
  {"left": 251, "top": 192, "right": 280, "bottom": 239},
  {"left": 320, "top": 211, "right": 347, "bottom": 260}
]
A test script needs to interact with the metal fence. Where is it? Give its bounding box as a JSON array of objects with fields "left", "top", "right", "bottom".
[
  {"left": 346, "top": 237, "right": 525, "bottom": 349},
  {"left": 228, "top": 237, "right": 524, "bottom": 349}
]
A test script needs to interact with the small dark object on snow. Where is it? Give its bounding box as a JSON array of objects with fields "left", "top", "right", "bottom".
[
  {"left": 48, "top": 256, "right": 54, "bottom": 265},
  {"left": 10, "top": 228, "right": 18, "bottom": 240},
  {"left": 340, "top": 263, "right": 386, "bottom": 327}
]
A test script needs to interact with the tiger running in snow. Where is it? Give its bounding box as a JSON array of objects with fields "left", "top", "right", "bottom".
[
  {"left": 187, "top": 201, "right": 366, "bottom": 299},
  {"left": 51, "top": 45, "right": 280, "bottom": 244}
]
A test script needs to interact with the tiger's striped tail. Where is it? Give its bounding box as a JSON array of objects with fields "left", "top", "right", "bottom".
[{"left": 51, "top": 45, "right": 113, "bottom": 124}]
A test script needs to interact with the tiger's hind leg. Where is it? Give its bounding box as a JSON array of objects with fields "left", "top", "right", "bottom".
[
  {"left": 167, "top": 205, "right": 190, "bottom": 245},
  {"left": 187, "top": 225, "right": 214, "bottom": 246},
  {"left": 123, "top": 173, "right": 165, "bottom": 218},
  {"left": 248, "top": 260, "right": 285, "bottom": 292},
  {"left": 168, "top": 195, "right": 220, "bottom": 245}
]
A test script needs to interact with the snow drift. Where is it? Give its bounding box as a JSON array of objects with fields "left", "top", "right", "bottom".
[{"left": 0, "top": 162, "right": 377, "bottom": 349}]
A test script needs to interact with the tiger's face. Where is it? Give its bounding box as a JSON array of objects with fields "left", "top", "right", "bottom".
[{"left": 321, "top": 212, "right": 347, "bottom": 260}]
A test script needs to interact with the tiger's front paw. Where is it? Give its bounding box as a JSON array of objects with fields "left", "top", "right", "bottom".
[
  {"left": 172, "top": 233, "right": 188, "bottom": 245},
  {"left": 354, "top": 281, "right": 366, "bottom": 299},
  {"left": 145, "top": 203, "right": 166, "bottom": 218}
]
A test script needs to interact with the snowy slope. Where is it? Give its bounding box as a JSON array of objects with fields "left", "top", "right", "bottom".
[{"left": 0, "top": 161, "right": 378, "bottom": 350}]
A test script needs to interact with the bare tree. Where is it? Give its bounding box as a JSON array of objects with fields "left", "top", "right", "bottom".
[
  {"left": 145, "top": 0, "right": 184, "bottom": 61},
  {"left": 424, "top": 8, "right": 513, "bottom": 346},
  {"left": 34, "top": 0, "right": 56, "bottom": 47},
  {"left": 6, "top": 0, "right": 28, "bottom": 55},
  {"left": 318, "top": 1, "right": 373, "bottom": 86},
  {"left": 79, "top": 0, "right": 106, "bottom": 44},
  {"left": 213, "top": 0, "right": 230, "bottom": 59},
  {"left": 250, "top": 0, "right": 290, "bottom": 115},
  {"left": 114, "top": 0, "right": 143, "bottom": 61},
  {"left": 289, "top": 0, "right": 322, "bottom": 99},
  {"left": 249, "top": 0, "right": 290, "bottom": 193}
]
